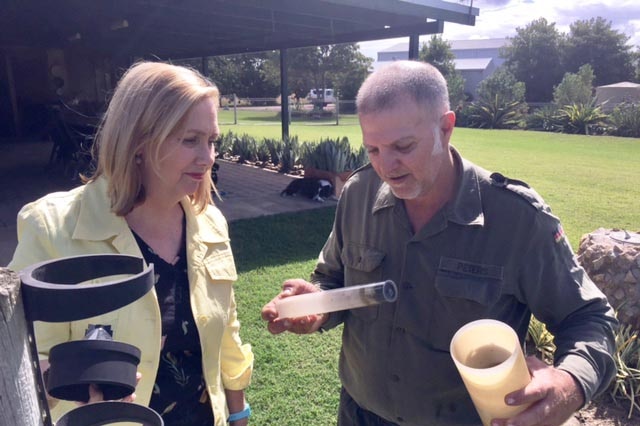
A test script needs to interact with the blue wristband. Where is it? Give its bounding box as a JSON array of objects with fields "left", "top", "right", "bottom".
[{"left": 228, "top": 402, "right": 251, "bottom": 422}]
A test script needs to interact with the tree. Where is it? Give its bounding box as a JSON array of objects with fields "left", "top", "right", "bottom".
[
  {"left": 287, "top": 43, "right": 372, "bottom": 105},
  {"left": 206, "top": 52, "right": 280, "bottom": 99},
  {"left": 325, "top": 44, "right": 372, "bottom": 102},
  {"left": 419, "top": 35, "right": 466, "bottom": 106},
  {"left": 563, "top": 17, "right": 634, "bottom": 86},
  {"left": 466, "top": 68, "right": 527, "bottom": 129},
  {"left": 634, "top": 48, "right": 640, "bottom": 83},
  {"left": 553, "top": 64, "right": 595, "bottom": 107},
  {"left": 476, "top": 68, "right": 526, "bottom": 104},
  {"left": 419, "top": 35, "right": 456, "bottom": 76},
  {"left": 502, "top": 18, "right": 564, "bottom": 102}
]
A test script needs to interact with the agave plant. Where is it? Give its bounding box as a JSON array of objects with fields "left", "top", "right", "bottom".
[
  {"left": 217, "top": 131, "right": 235, "bottom": 157},
  {"left": 526, "top": 105, "right": 562, "bottom": 132},
  {"left": 609, "top": 323, "right": 640, "bottom": 418},
  {"left": 300, "top": 137, "right": 354, "bottom": 173},
  {"left": 467, "top": 95, "right": 526, "bottom": 129},
  {"left": 347, "top": 145, "right": 368, "bottom": 171},
  {"left": 277, "top": 136, "right": 300, "bottom": 174},
  {"left": 526, "top": 316, "right": 556, "bottom": 364},
  {"left": 230, "top": 134, "right": 257, "bottom": 164},
  {"left": 254, "top": 139, "right": 271, "bottom": 165},
  {"left": 263, "top": 138, "right": 283, "bottom": 168},
  {"left": 556, "top": 101, "right": 608, "bottom": 135}
]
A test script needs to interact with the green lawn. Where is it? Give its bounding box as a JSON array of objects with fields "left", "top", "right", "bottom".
[
  {"left": 221, "top": 121, "right": 639, "bottom": 249},
  {"left": 230, "top": 209, "right": 341, "bottom": 425},
  {"left": 226, "top": 125, "right": 638, "bottom": 425}
]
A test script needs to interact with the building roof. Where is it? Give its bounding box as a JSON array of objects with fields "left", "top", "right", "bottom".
[
  {"left": 597, "top": 82, "right": 640, "bottom": 89},
  {"left": 449, "top": 38, "right": 508, "bottom": 50},
  {"left": 453, "top": 57, "right": 493, "bottom": 71},
  {"left": 0, "top": 0, "right": 478, "bottom": 59},
  {"left": 379, "top": 37, "right": 508, "bottom": 54}
]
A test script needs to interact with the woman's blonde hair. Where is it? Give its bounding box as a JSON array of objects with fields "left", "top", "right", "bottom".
[{"left": 86, "top": 61, "right": 219, "bottom": 216}]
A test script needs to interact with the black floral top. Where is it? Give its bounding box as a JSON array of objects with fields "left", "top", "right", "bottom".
[{"left": 132, "top": 226, "right": 214, "bottom": 426}]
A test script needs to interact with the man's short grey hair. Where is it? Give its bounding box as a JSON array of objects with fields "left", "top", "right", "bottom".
[{"left": 356, "top": 60, "right": 450, "bottom": 119}]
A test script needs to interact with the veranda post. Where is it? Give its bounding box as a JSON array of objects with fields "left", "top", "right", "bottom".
[{"left": 0, "top": 267, "right": 46, "bottom": 425}]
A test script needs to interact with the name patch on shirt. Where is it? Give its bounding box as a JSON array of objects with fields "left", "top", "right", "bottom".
[{"left": 438, "top": 257, "right": 504, "bottom": 280}]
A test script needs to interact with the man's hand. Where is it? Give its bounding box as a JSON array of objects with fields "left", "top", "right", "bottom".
[
  {"left": 491, "top": 356, "right": 584, "bottom": 426},
  {"left": 261, "top": 279, "right": 328, "bottom": 334}
]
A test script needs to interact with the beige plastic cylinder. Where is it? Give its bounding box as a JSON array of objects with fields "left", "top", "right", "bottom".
[{"left": 450, "top": 319, "right": 531, "bottom": 426}]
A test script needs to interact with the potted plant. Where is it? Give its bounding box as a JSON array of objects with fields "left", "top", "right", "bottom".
[{"left": 301, "top": 137, "right": 368, "bottom": 197}]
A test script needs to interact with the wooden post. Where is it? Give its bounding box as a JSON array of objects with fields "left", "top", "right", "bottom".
[
  {"left": 4, "top": 54, "right": 21, "bottom": 137},
  {"left": 0, "top": 268, "right": 45, "bottom": 426},
  {"left": 233, "top": 94, "right": 238, "bottom": 125}
]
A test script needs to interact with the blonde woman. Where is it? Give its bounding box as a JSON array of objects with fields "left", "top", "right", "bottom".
[{"left": 9, "top": 62, "right": 253, "bottom": 426}]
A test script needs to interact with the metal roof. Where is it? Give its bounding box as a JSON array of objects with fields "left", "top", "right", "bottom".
[
  {"left": 379, "top": 37, "right": 507, "bottom": 54},
  {"left": 1, "top": 0, "right": 479, "bottom": 59},
  {"left": 449, "top": 38, "right": 507, "bottom": 50},
  {"left": 453, "top": 57, "right": 493, "bottom": 71},
  {"left": 597, "top": 81, "right": 640, "bottom": 88}
]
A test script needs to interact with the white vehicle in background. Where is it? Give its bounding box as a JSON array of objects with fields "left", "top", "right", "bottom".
[{"left": 307, "top": 88, "right": 336, "bottom": 106}]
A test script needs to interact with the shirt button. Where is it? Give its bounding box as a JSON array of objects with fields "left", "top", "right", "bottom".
[
  {"left": 197, "top": 315, "right": 208, "bottom": 326},
  {"left": 402, "top": 282, "right": 414, "bottom": 290},
  {"left": 391, "top": 374, "right": 400, "bottom": 382},
  {"left": 395, "top": 327, "right": 405, "bottom": 334},
  {"left": 396, "top": 417, "right": 404, "bottom": 422}
]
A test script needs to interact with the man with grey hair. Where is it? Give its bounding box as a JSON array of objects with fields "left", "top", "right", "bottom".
[{"left": 262, "top": 60, "right": 616, "bottom": 426}]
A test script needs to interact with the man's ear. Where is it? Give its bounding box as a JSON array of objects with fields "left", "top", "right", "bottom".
[{"left": 440, "top": 111, "right": 456, "bottom": 141}]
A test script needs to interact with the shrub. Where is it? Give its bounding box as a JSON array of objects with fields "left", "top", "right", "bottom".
[
  {"left": 255, "top": 140, "right": 271, "bottom": 165},
  {"left": 477, "top": 68, "right": 526, "bottom": 105},
  {"left": 527, "top": 316, "right": 556, "bottom": 364},
  {"left": 556, "top": 101, "right": 608, "bottom": 135},
  {"left": 231, "top": 134, "right": 257, "bottom": 164},
  {"left": 264, "top": 138, "right": 283, "bottom": 168},
  {"left": 453, "top": 103, "right": 474, "bottom": 128},
  {"left": 608, "top": 103, "right": 640, "bottom": 138},
  {"left": 553, "top": 64, "right": 595, "bottom": 107},
  {"left": 278, "top": 136, "right": 300, "bottom": 174},
  {"left": 466, "top": 96, "right": 526, "bottom": 129},
  {"left": 526, "top": 105, "right": 561, "bottom": 132},
  {"left": 300, "top": 137, "right": 354, "bottom": 173},
  {"left": 217, "top": 131, "right": 235, "bottom": 156},
  {"left": 609, "top": 323, "right": 640, "bottom": 418}
]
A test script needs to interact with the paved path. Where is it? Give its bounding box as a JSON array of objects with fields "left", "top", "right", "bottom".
[{"left": 0, "top": 139, "right": 336, "bottom": 267}]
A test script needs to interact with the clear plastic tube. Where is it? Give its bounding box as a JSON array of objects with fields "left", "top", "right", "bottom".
[{"left": 275, "top": 280, "right": 397, "bottom": 319}]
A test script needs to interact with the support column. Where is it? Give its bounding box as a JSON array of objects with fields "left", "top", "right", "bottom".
[
  {"left": 5, "top": 54, "right": 21, "bottom": 137},
  {"left": 279, "top": 48, "right": 289, "bottom": 141},
  {"left": 408, "top": 34, "right": 420, "bottom": 60}
]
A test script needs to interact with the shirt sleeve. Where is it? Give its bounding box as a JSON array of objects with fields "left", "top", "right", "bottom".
[
  {"left": 309, "top": 197, "right": 349, "bottom": 330},
  {"left": 518, "top": 211, "right": 617, "bottom": 404}
]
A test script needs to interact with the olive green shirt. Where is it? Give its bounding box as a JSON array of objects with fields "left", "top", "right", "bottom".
[{"left": 312, "top": 148, "right": 617, "bottom": 425}]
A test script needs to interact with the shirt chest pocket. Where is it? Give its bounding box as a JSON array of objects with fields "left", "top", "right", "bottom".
[
  {"left": 341, "top": 243, "right": 386, "bottom": 322},
  {"left": 427, "top": 257, "right": 504, "bottom": 351}
]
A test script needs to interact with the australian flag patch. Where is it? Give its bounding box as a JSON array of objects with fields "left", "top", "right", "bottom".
[{"left": 553, "top": 224, "right": 565, "bottom": 243}]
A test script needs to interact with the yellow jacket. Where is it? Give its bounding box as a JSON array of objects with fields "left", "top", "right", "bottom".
[{"left": 9, "top": 178, "right": 253, "bottom": 425}]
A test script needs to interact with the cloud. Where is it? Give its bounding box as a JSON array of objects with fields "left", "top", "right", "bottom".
[{"left": 476, "top": 0, "right": 513, "bottom": 6}]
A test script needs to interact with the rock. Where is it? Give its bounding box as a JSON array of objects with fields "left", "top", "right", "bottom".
[{"left": 577, "top": 228, "right": 640, "bottom": 329}]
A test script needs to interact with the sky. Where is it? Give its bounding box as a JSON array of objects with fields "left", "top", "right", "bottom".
[{"left": 358, "top": 0, "right": 640, "bottom": 61}]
